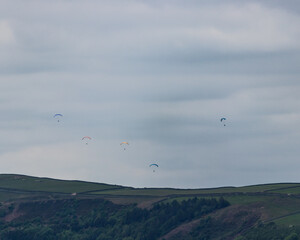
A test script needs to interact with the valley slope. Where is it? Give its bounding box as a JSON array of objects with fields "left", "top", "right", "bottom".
[{"left": 0, "top": 174, "right": 299, "bottom": 239}]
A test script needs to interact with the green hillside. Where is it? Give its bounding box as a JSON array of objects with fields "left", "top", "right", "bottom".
[
  {"left": 0, "top": 174, "right": 124, "bottom": 193},
  {"left": 89, "top": 183, "right": 300, "bottom": 196},
  {"left": 0, "top": 174, "right": 299, "bottom": 239}
]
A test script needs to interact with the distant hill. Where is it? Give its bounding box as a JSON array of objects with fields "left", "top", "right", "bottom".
[{"left": 0, "top": 174, "right": 299, "bottom": 239}]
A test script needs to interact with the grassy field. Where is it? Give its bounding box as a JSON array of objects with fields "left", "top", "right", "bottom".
[
  {"left": 233, "top": 183, "right": 300, "bottom": 193},
  {"left": 263, "top": 196, "right": 300, "bottom": 220},
  {"left": 0, "top": 174, "right": 299, "bottom": 197},
  {"left": 0, "top": 191, "right": 34, "bottom": 202},
  {"left": 88, "top": 183, "right": 300, "bottom": 196},
  {"left": 0, "top": 174, "right": 124, "bottom": 194},
  {"left": 273, "top": 213, "right": 300, "bottom": 226},
  {"left": 267, "top": 186, "right": 300, "bottom": 195}
]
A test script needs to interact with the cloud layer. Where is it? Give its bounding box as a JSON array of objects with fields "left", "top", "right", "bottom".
[{"left": 0, "top": 0, "right": 300, "bottom": 188}]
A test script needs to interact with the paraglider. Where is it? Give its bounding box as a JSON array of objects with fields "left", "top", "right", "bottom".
[
  {"left": 120, "top": 142, "right": 129, "bottom": 150},
  {"left": 54, "top": 114, "right": 63, "bottom": 122},
  {"left": 149, "top": 164, "right": 159, "bottom": 172},
  {"left": 82, "top": 136, "right": 92, "bottom": 145},
  {"left": 220, "top": 117, "right": 226, "bottom": 126}
]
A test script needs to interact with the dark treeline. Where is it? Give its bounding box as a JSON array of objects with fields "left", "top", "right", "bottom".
[{"left": 0, "top": 197, "right": 229, "bottom": 240}]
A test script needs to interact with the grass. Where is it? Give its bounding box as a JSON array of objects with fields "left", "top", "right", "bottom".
[
  {"left": 0, "top": 174, "right": 123, "bottom": 194},
  {"left": 89, "top": 183, "right": 300, "bottom": 196},
  {"left": 260, "top": 196, "right": 300, "bottom": 221},
  {"left": 267, "top": 186, "right": 300, "bottom": 195},
  {"left": 273, "top": 213, "right": 300, "bottom": 226},
  {"left": 233, "top": 183, "right": 300, "bottom": 193},
  {"left": 223, "top": 195, "right": 272, "bottom": 205},
  {"left": 0, "top": 191, "right": 34, "bottom": 202},
  {"left": 0, "top": 174, "right": 299, "bottom": 197}
]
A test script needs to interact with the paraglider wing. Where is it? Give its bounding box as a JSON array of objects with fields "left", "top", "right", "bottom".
[
  {"left": 53, "top": 114, "right": 63, "bottom": 122},
  {"left": 149, "top": 163, "right": 159, "bottom": 172},
  {"left": 220, "top": 117, "right": 227, "bottom": 126},
  {"left": 149, "top": 164, "right": 159, "bottom": 167},
  {"left": 82, "top": 136, "right": 92, "bottom": 144},
  {"left": 120, "top": 141, "right": 129, "bottom": 150},
  {"left": 82, "top": 136, "right": 92, "bottom": 140}
]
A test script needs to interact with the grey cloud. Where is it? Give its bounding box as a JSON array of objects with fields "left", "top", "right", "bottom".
[
  {"left": 0, "top": 0, "right": 299, "bottom": 188},
  {"left": 1, "top": 0, "right": 300, "bottom": 75}
]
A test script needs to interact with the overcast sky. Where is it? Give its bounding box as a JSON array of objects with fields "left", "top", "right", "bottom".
[{"left": 0, "top": 0, "right": 300, "bottom": 188}]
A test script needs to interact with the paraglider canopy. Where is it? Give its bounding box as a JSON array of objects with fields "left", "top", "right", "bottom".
[
  {"left": 149, "top": 164, "right": 158, "bottom": 167},
  {"left": 120, "top": 142, "right": 129, "bottom": 150},
  {"left": 220, "top": 117, "right": 226, "bottom": 126},
  {"left": 149, "top": 164, "right": 159, "bottom": 172},
  {"left": 53, "top": 114, "right": 63, "bottom": 122},
  {"left": 82, "top": 136, "right": 92, "bottom": 144},
  {"left": 82, "top": 136, "right": 92, "bottom": 140}
]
